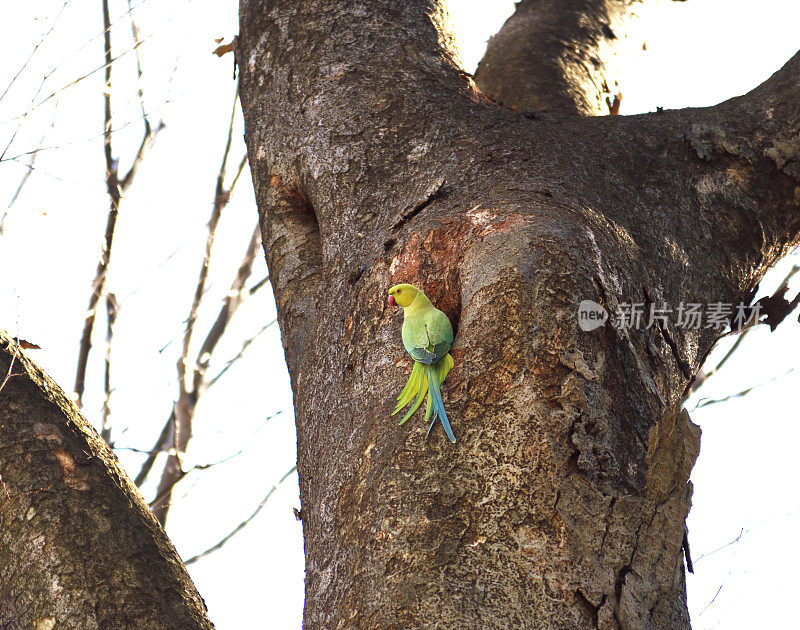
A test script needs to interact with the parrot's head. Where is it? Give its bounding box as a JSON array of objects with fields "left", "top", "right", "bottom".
[{"left": 388, "top": 283, "right": 420, "bottom": 308}]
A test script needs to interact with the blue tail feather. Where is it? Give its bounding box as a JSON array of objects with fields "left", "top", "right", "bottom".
[{"left": 425, "top": 364, "right": 456, "bottom": 443}]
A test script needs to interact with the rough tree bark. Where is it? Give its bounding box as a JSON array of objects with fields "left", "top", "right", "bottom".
[
  {"left": 0, "top": 332, "right": 213, "bottom": 629},
  {"left": 236, "top": 1, "right": 800, "bottom": 628},
  {"left": 474, "top": 0, "right": 647, "bottom": 116}
]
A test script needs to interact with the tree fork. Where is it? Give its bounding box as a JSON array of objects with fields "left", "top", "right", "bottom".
[{"left": 237, "top": 1, "right": 800, "bottom": 627}]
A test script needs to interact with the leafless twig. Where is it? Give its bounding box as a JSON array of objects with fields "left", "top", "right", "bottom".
[
  {"left": 101, "top": 293, "right": 119, "bottom": 443},
  {"left": 0, "top": 345, "right": 20, "bottom": 395},
  {"left": 0, "top": 0, "right": 71, "bottom": 104},
  {"left": 133, "top": 412, "right": 174, "bottom": 487},
  {"left": 152, "top": 221, "right": 260, "bottom": 525},
  {"left": 151, "top": 92, "right": 252, "bottom": 526},
  {"left": 133, "top": 404, "right": 282, "bottom": 491},
  {"left": 685, "top": 264, "right": 800, "bottom": 402},
  {"left": 148, "top": 410, "right": 284, "bottom": 510},
  {"left": 207, "top": 317, "right": 276, "bottom": 388},
  {"left": 1, "top": 10, "right": 156, "bottom": 127},
  {"left": 1, "top": 102, "right": 60, "bottom": 235},
  {"left": 248, "top": 275, "right": 270, "bottom": 295},
  {"left": 74, "top": 0, "right": 161, "bottom": 407},
  {"left": 693, "top": 528, "right": 745, "bottom": 566},
  {"left": 698, "top": 584, "right": 725, "bottom": 616},
  {"left": 184, "top": 465, "right": 297, "bottom": 566},
  {"left": 180, "top": 94, "right": 240, "bottom": 372},
  {"left": 691, "top": 369, "right": 795, "bottom": 411}
]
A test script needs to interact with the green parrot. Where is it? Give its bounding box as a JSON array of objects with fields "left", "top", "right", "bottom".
[{"left": 387, "top": 283, "right": 455, "bottom": 442}]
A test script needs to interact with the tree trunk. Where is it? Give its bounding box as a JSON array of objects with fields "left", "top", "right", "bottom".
[
  {"left": 0, "top": 332, "right": 213, "bottom": 629},
  {"left": 236, "top": 1, "right": 800, "bottom": 628}
]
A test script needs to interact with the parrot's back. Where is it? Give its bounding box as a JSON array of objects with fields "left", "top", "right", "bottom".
[{"left": 402, "top": 305, "right": 453, "bottom": 364}]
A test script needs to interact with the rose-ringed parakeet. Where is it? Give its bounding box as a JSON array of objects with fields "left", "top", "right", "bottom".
[{"left": 387, "top": 283, "right": 455, "bottom": 442}]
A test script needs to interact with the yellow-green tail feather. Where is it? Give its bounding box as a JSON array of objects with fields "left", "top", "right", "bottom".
[
  {"left": 393, "top": 353, "right": 453, "bottom": 426},
  {"left": 392, "top": 361, "right": 424, "bottom": 415}
]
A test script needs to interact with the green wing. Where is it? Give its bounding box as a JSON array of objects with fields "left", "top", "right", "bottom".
[
  {"left": 402, "top": 306, "right": 453, "bottom": 364},
  {"left": 423, "top": 307, "right": 453, "bottom": 361},
  {"left": 402, "top": 312, "right": 431, "bottom": 361}
]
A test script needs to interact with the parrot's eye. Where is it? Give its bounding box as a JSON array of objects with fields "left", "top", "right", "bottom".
[{"left": 397, "top": 289, "right": 401, "bottom": 293}]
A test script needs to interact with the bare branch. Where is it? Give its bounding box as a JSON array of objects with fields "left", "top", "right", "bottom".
[
  {"left": 153, "top": 223, "right": 261, "bottom": 525},
  {"left": 0, "top": 74, "right": 49, "bottom": 163},
  {"left": 153, "top": 97, "right": 251, "bottom": 526},
  {"left": 686, "top": 264, "right": 800, "bottom": 401},
  {"left": 181, "top": 94, "right": 240, "bottom": 372},
  {"left": 74, "top": 0, "right": 164, "bottom": 407},
  {"left": 207, "top": 317, "right": 276, "bottom": 389},
  {"left": 147, "top": 409, "right": 285, "bottom": 513},
  {"left": 149, "top": 461, "right": 188, "bottom": 512},
  {"left": 184, "top": 465, "right": 297, "bottom": 566},
  {"left": 698, "top": 584, "right": 725, "bottom": 616},
  {"left": 192, "top": 225, "right": 262, "bottom": 394},
  {"left": 127, "top": 0, "right": 147, "bottom": 122},
  {"left": 1, "top": 155, "right": 36, "bottom": 235},
  {"left": 0, "top": 0, "right": 70, "bottom": 104},
  {"left": 693, "top": 528, "right": 745, "bottom": 566},
  {"left": 100, "top": 293, "right": 119, "bottom": 444},
  {"left": 0, "top": 109, "right": 156, "bottom": 163},
  {"left": 73, "top": 0, "right": 122, "bottom": 407},
  {"left": 120, "top": 409, "right": 284, "bottom": 460},
  {"left": 1, "top": 0, "right": 156, "bottom": 126},
  {"left": 691, "top": 369, "right": 794, "bottom": 411},
  {"left": 0, "top": 343, "right": 20, "bottom": 395},
  {"left": 117, "top": 0, "right": 163, "bottom": 191},
  {"left": 132, "top": 412, "right": 174, "bottom": 487},
  {"left": 248, "top": 274, "right": 271, "bottom": 296}
]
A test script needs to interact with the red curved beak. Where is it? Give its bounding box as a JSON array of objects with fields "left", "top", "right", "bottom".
[{"left": 388, "top": 295, "right": 396, "bottom": 307}]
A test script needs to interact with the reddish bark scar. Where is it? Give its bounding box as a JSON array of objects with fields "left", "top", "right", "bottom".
[
  {"left": 389, "top": 219, "right": 470, "bottom": 321},
  {"left": 53, "top": 449, "right": 90, "bottom": 491}
]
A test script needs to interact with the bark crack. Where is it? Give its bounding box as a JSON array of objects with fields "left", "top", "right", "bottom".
[
  {"left": 575, "top": 588, "right": 602, "bottom": 628},
  {"left": 599, "top": 496, "right": 617, "bottom": 553},
  {"left": 389, "top": 177, "right": 446, "bottom": 231},
  {"left": 643, "top": 285, "right": 692, "bottom": 379}
]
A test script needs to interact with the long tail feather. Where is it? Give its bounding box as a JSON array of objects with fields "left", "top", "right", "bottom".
[
  {"left": 425, "top": 362, "right": 456, "bottom": 443},
  {"left": 393, "top": 362, "right": 424, "bottom": 415},
  {"left": 393, "top": 353, "right": 455, "bottom": 442},
  {"left": 423, "top": 389, "right": 433, "bottom": 424},
  {"left": 400, "top": 371, "right": 428, "bottom": 425}
]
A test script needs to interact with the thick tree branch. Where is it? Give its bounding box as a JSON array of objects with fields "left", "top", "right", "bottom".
[
  {"left": 474, "top": 0, "right": 653, "bottom": 116},
  {"left": 0, "top": 331, "right": 212, "bottom": 628}
]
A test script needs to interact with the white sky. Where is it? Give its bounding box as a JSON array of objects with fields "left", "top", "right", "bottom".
[{"left": 1, "top": 1, "right": 799, "bottom": 628}]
